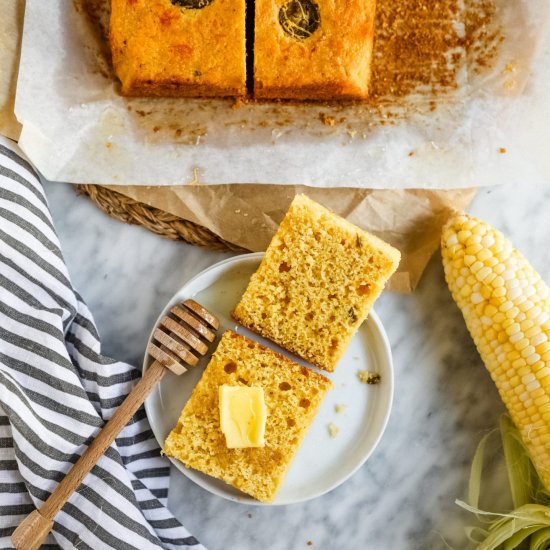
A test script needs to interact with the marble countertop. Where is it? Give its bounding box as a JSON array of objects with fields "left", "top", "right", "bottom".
[{"left": 44, "top": 181, "right": 550, "bottom": 550}]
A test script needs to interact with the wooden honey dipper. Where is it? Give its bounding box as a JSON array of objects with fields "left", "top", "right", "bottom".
[{"left": 12, "top": 299, "right": 219, "bottom": 550}]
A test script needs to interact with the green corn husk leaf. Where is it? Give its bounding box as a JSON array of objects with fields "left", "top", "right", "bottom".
[
  {"left": 465, "top": 526, "right": 490, "bottom": 545},
  {"left": 468, "top": 428, "right": 498, "bottom": 510},
  {"left": 503, "top": 525, "right": 545, "bottom": 549},
  {"left": 528, "top": 527, "right": 550, "bottom": 550},
  {"left": 459, "top": 414, "right": 550, "bottom": 549},
  {"left": 500, "top": 415, "right": 541, "bottom": 509},
  {"left": 457, "top": 503, "right": 550, "bottom": 549}
]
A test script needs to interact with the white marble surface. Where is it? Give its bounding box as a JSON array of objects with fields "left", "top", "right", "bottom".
[{"left": 44, "top": 181, "right": 550, "bottom": 550}]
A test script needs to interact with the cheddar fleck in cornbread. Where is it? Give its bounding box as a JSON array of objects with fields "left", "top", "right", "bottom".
[
  {"left": 110, "top": 0, "right": 246, "bottom": 97},
  {"left": 232, "top": 195, "right": 400, "bottom": 372},
  {"left": 254, "top": 0, "right": 377, "bottom": 100},
  {"left": 164, "top": 330, "right": 332, "bottom": 502}
]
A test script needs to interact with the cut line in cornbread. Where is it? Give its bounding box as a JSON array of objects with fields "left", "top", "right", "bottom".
[
  {"left": 254, "top": 0, "right": 377, "bottom": 100},
  {"left": 164, "top": 330, "right": 332, "bottom": 502},
  {"left": 232, "top": 194, "right": 401, "bottom": 372},
  {"left": 110, "top": 0, "right": 246, "bottom": 97}
]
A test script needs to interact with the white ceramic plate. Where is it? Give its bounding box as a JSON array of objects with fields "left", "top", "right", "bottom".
[{"left": 144, "top": 253, "right": 394, "bottom": 505}]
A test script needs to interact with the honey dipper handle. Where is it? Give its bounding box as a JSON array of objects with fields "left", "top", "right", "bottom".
[{"left": 12, "top": 360, "right": 167, "bottom": 550}]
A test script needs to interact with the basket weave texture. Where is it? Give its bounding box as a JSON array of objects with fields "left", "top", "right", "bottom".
[{"left": 77, "top": 184, "right": 246, "bottom": 253}]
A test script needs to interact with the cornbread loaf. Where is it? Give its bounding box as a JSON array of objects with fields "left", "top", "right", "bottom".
[
  {"left": 164, "top": 330, "right": 332, "bottom": 502},
  {"left": 232, "top": 194, "right": 400, "bottom": 372},
  {"left": 254, "top": 0, "right": 377, "bottom": 100},
  {"left": 109, "top": 0, "right": 246, "bottom": 97}
]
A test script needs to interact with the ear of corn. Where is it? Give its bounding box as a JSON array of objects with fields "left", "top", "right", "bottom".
[{"left": 441, "top": 213, "right": 550, "bottom": 491}]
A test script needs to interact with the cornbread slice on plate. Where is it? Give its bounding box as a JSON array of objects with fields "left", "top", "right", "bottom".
[
  {"left": 164, "top": 330, "right": 332, "bottom": 502},
  {"left": 232, "top": 194, "right": 400, "bottom": 372},
  {"left": 254, "top": 0, "right": 377, "bottom": 100},
  {"left": 110, "top": 0, "right": 246, "bottom": 97}
]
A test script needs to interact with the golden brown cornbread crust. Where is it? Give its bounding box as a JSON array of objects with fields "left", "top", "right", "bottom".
[
  {"left": 164, "top": 330, "right": 332, "bottom": 502},
  {"left": 254, "top": 0, "right": 377, "bottom": 100},
  {"left": 232, "top": 194, "right": 400, "bottom": 372},
  {"left": 110, "top": 0, "right": 246, "bottom": 97}
]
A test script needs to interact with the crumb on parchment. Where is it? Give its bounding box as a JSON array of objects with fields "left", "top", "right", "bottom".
[
  {"left": 357, "top": 370, "right": 381, "bottom": 385},
  {"left": 334, "top": 404, "right": 346, "bottom": 413},
  {"left": 319, "top": 113, "right": 336, "bottom": 126}
]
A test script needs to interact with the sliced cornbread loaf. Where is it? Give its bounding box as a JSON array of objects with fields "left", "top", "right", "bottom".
[
  {"left": 164, "top": 330, "right": 332, "bottom": 502},
  {"left": 232, "top": 195, "right": 401, "bottom": 372},
  {"left": 110, "top": 0, "right": 246, "bottom": 97}
]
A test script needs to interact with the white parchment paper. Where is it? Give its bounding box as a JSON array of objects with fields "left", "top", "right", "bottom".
[{"left": 14, "top": 0, "right": 550, "bottom": 187}]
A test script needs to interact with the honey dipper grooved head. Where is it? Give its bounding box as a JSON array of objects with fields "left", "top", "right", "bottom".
[{"left": 147, "top": 300, "right": 219, "bottom": 375}]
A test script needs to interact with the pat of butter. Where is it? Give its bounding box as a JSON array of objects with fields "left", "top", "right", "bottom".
[{"left": 219, "top": 385, "right": 267, "bottom": 449}]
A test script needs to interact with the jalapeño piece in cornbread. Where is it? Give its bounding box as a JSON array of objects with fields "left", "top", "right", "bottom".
[
  {"left": 254, "top": 0, "right": 377, "bottom": 100},
  {"left": 233, "top": 195, "right": 400, "bottom": 372},
  {"left": 110, "top": 0, "right": 246, "bottom": 97},
  {"left": 164, "top": 330, "right": 332, "bottom": 502}
]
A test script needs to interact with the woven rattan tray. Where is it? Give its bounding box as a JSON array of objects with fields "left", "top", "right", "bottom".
[{"left": 77, "top": 184, "right": 245, "bottom": 253}]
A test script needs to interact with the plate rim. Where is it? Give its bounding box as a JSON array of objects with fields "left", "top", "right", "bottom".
[{"left": 143, "top": 252, "right": 394, "bottom": 506}]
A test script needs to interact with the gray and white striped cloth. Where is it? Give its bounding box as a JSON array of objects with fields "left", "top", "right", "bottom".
[{"left": 0, "top": 137, "right": 204, "bottom": 550}]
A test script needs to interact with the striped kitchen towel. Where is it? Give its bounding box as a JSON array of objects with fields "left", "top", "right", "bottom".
[{"left": 0, "top": 137, "right": 205, "bottom": 549}]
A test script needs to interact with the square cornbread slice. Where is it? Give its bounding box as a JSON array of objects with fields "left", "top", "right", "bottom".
[
  {"left": 164, "top": 330, "right": 332, "bottom": 502},
  {"left": 110, "top": 0, "right": 246, "bottom": 97},
  {"left": 233, "top": 195, "right": 401, "bottom": 372},
  {"left": 254, "top": 0, "right": 377, "bottom": 100}
]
